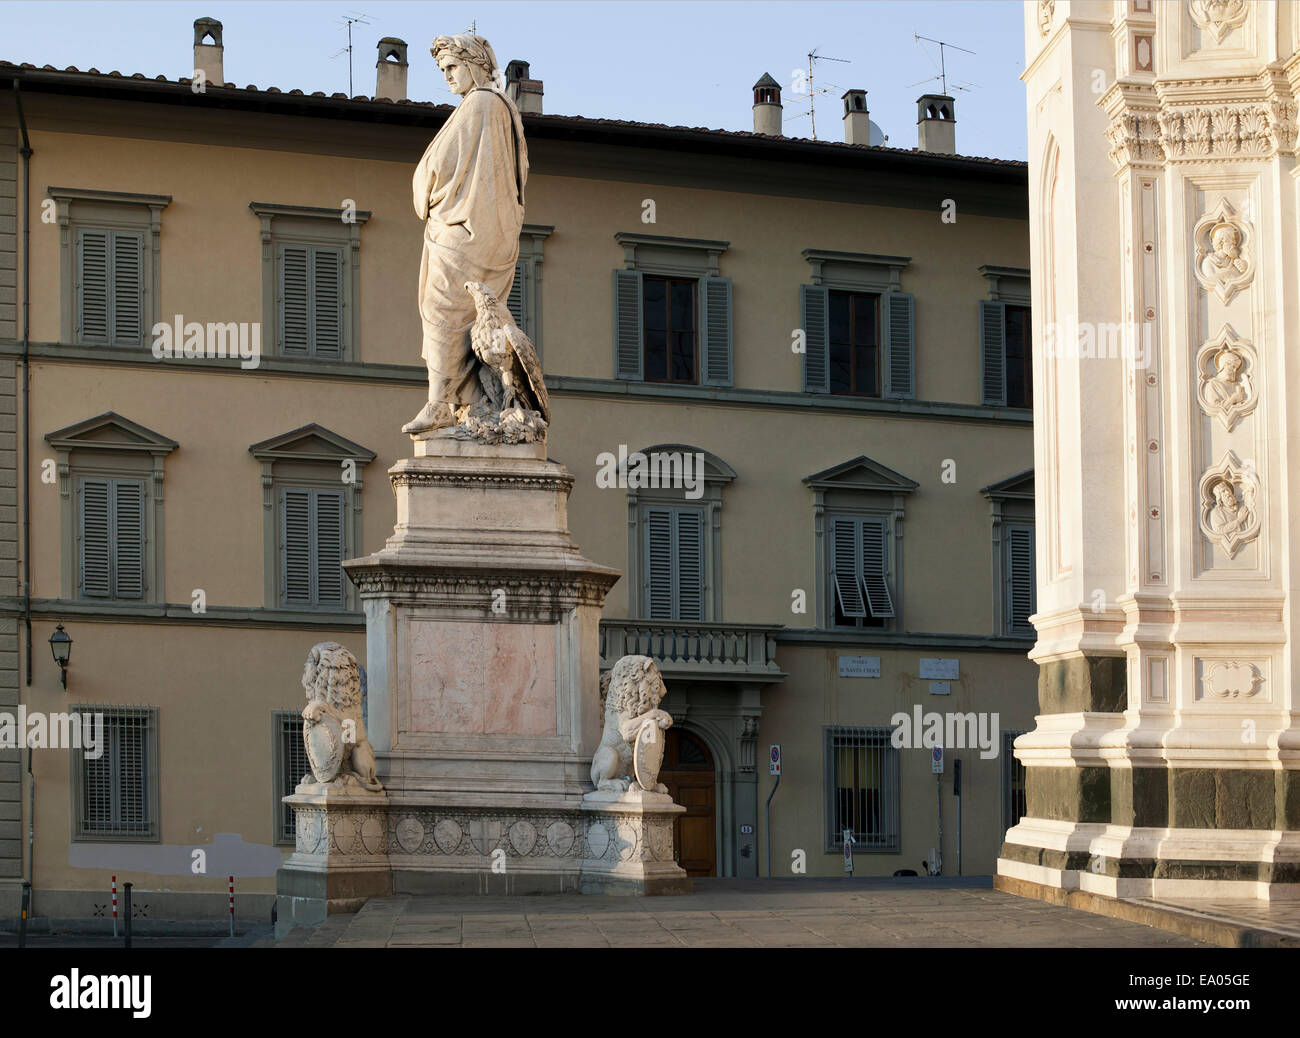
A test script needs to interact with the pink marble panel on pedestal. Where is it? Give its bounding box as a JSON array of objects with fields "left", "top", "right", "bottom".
[{"left": 407, "top": 620, "right": 556, "bottom": 735}]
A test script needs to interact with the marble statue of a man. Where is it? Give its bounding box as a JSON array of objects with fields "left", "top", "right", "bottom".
[{"left": 404, "top": 33, "right": 530, "bottom": 436}]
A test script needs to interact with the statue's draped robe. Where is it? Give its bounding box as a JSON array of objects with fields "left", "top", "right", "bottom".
[{"left": 413, "top": 85, "right": 528, "bottom": 404}]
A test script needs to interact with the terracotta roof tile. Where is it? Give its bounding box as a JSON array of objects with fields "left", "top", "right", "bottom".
[{"left": 0, "top": 60, "right": 1026, "bottom": 168}]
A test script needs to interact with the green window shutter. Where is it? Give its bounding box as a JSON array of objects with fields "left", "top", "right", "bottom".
[
  {"left": 675, "top": 508, "right": 705, "bottom": 621},
  {"left": 279, "top": 244, "right": 310, "bottom": 356},
  {"left": 111, "top": 231, "right": 145, "bottom": 347},
  {"left": 77, "top": 229, "right": 110, "bottom": 345},
  {"left": 701, "top": 275, "right": 733, "bottom": 387},
  {"left": 280, "top": 487, "right": 312, "bottom": 606},
  {"left": 801, "top": 284, "right": 830, "bottom": 393},
  {"left": 613, "top": 269, "right": 643, "bottom": 380},
  {"left": 311, "top": 247, "right": 343, "bottom": 360},
  {"left": 644, "top": 506, "right": 674, "bottom": 619},
  {"left": 79, "top": 477, "right": 112, "bottom": 598},
  {"left": 313, "top": 489, "right": 346, "bottom": 608},
  {"left": 980, "top": 300, "right": 1007, "bottom": 406},
  {"left": 1005, "top": 524, "right": 1036, "bottom": 634},
  {"left": 111, "top": 479, "right": 146, "bottom": 599},
  {"left": 861, "top": 517, "right": 895, "bottom": 619},
  {"left": 507, "top": 260, "right": 526, "bottom": 330},
  {"left": 831, "top": 517, "right": 867, "bottom": 618},
  {"left": 884, "top": 291, "right": 915, "bottom": 399}
]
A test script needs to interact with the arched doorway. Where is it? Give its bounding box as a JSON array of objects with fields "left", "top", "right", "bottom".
[{"left": 659, "top": 728, "right": 716, "bottom": 876}]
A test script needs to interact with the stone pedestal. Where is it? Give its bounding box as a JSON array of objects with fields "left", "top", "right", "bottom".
[
  {"left": 274, "top": 433, "right": 690, "bottom": 905},
  {"left": 580, "top": 791, "right": 692, "bottom": 895},
  {"left": 275, "top": 785, "right": 392, "bottom": 936}
]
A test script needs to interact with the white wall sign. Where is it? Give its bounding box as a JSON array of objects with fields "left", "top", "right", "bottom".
[
  {"left": 929, "top": 681, "right": 951, "bottom": 695},
  {"left": 919, "top": 657, "right": 959, "bottom": 680},
  {"left": 839, "top": 655, "right": 881, "bottom": 678}
]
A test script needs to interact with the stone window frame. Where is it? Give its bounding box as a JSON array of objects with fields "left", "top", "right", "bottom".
[
  {"left": 800, "top": 249, "right": 914, "bottom": 399},
  {"left": 70, "top": 703, "right": 160, "bottom": 843},
  {"left": 249, "top": 424, "right": 375, "bottom": 613},
  {"left": 271, "top": 708, "right": 309, "bottom": 845},
  {"left": 250, "top": 202, "right": 372, "bottom": 362},
  {"left": 804, "top": 455, "right": 917, "bottom": 633},
  {"left": 51, "top": 187, "right": 171, "bottom": 347},
  {"left": 978, "top": 265, "right": 1032, "bottom": 408},
  {"left": 622, "top": 444, "right": 736, "bottom": 621},
  {"left": 47, "top": 413, "right": 177, "bottom": 603},
  {"left": 822, "top": 724, "right": 901, "bottom": 853},
  {"left": 982, "top": 469, "right": 1036, "bottom": 637},
  {"left": 1001, "top": 728, "right": 1029, "bottom": 832},
  {"left": 513, "top": 224, "right": 553, "bottom": 353},
  {"left": 612, "top": 232, "right": 733, "bottom": 387}
]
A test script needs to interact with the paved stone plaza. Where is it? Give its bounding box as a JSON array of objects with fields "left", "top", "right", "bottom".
[{"left": 267, "top": 879, "right": 1210, "bottom": 948}]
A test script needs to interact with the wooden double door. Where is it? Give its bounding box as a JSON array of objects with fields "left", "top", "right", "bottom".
[{"left": 657, "top": 728, "right": 717, "bottom": 877}]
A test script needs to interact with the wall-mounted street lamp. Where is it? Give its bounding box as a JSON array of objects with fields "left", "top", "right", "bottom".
[{"left": 48, "top": 624, "right": 72, "bottom": 689}]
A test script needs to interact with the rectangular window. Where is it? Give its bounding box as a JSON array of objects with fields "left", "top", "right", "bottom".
[
  {"left": 643, "top": 505, "right": 705, "bottom": 621},
  {"left": 830, "top": 515, "right": 894, "bottom": 628},
  {"left": 642, "top": 275, "right": 697, "bottom": 384},
  {"left": 825, "top": 726, "right": 900, "bottom": 851},
  {"left": 278, "top": 243, "right": 344, "bottom": 359},
  {"left": 828, "top": 290, "right": 880, "bottom": 396},
  {"left": 1004, "top": 304, "right": 1032, "bottom": 409},
  {"left": 1002, "top": 729, "right": 1028, "bottom": 833},
  {"left": 74, "top": 705, "right": 158, "bottom": 841},
  {"left": 78, "top": 477, "right": 146, "bottom": 600},
  {"left": 273, "top": 710, "right": 311, "bottom": 844},
  {"left": 76, "top": 228, "right": 144, "bottom": 347},
  {"left": 980, "top": 299, "right": 1033, "bottom": 409},
  {"left": 1003, "top": 523, "right": 1036, "bottom": 635},
  {"left": 280, "top": 487, "right": 346, "bottom": 609}
]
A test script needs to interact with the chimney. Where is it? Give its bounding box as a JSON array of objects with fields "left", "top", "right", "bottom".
[
  {"left": 917, "top": 93, "right": 956, "bottom": 154},
  {"left": 376, "top": 38, "right": 408, "bottom": 101},
  {"left": 505, "top": 59, "right": 544, "bottom": 115},
  {"left": 752, "top": 72, "right": 782, "bottom": 136},
  {"left": 193, "top": 17, "right": 223, "bottom": 86},
  {"left": 842, "top": 89, "right": 870, "bottom": 145}
]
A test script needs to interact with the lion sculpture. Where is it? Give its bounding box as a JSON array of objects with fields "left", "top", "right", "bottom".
[
  {"left": 590, "top": 654, "right": 673, "bottom": 795},
  {"left": 300, "top": 641, "right": 383, "bottom": 794}
]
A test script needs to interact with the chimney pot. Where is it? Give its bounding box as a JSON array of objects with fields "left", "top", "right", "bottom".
[
  {"left": 752, "top": 72, "right": 782, "bottom": 136},
  {"left": 376, "top": 37, "right": 409, "bottom": 101},
  {"left": 842, "top": 89, "right": 871, "bottom": 145},
  {"left": 916, "top": 93, "right": 956, "bottom": 154},
  {"left": 193, "top": 17, "right": 223, "bottom": 86},
  {"left": 506, "top": 59, "right": 543, "bottom": 114}
]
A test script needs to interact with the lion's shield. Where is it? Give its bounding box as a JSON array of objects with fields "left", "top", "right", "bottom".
[{"left": 633, "top": 717, "right": 666, "bottom": 792}]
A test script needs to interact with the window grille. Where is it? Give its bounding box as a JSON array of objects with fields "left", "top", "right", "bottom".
[{"left": 824, "top": 725, "right": 900, "bottom": 852}]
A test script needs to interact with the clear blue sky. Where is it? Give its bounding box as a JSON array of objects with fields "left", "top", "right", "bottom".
[{"left": 6, "top": 1, "right": 1030, "bottom": 160}]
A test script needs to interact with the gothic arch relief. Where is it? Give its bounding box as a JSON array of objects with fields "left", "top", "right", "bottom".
[
  {"left": 1198, "top": 451, "right": 1260, "bottom": 558},
  {"left": 1193, "top": 199, "right": 1254, "bottom": 304},
  {"left": 1188, "top": 1, "right": 1249, "bottom": 44},
  {"left": 1196, "top": 325, "right": 1257, "bottom": 431}
]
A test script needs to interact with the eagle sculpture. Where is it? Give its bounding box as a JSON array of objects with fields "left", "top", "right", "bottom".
[{"left": 464, "top": 280, "right": 549, "bottom": 425}]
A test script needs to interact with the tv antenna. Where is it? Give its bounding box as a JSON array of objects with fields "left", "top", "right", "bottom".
[
  {"left": 786, "top": 47, "right": 850, "bottom": 140},
  {"left": 331, "top": 11, "right": 374, "bottom": 96},
  {"left": 912, "top": 35, "right": 976, "bottom": 96}
]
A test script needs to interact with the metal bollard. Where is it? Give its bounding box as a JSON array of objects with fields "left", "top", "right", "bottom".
[
  {"left": 122, "top": 882, "right": 133, "bottom": 949},
  {"left": 18, "top": 881, "right": 29, "bottom": 948}
]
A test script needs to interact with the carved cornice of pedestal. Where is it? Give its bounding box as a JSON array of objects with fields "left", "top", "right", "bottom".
[
  {"left": 344, "top": 562, "right": 620, "bottom": 612},
  {"left": 1026, "top": 604, "right": 1127, "bottom": 665},
  {"left": 1103, "top": 73, "right": 1298, "bottom": 171}
]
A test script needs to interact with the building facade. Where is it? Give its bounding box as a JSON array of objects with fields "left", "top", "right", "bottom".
[{"left": 0, "top": 20, "right": 1033, "bottom": 921}]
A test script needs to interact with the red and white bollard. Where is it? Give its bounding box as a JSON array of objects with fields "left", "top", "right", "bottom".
[
  {"left": 111, "top": 875, "right": 118, "bottom": 938},
  {"left": 228, "top": 875, "right": 234, "bottom": 937}
]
